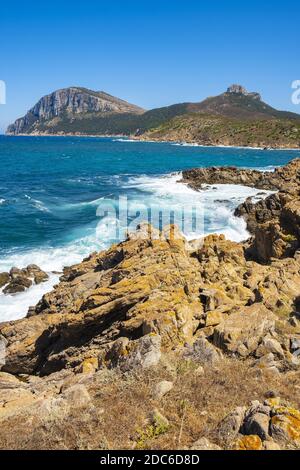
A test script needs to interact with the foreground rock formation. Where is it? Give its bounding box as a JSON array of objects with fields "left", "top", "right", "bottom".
[{"left": 0, "top": 159, "right": 300, "bottom": 450}]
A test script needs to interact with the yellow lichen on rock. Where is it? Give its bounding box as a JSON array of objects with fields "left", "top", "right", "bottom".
[
  {"left": 234, "top": 435, "right": 263, "bottom": 451},
  {"left": 79, "top": 357, "right": 98, "bottom": 374}
]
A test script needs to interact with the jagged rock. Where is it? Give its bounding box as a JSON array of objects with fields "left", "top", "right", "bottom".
[
  {"left": 1, "top": 214, "right": 300, "bottom": 377},
  {"left": 105, "top": 334, "right": 162, "bottom": 372},
  {"left": 281, "top": 199, "right": 300, "bottom": 241},
  {"left": 220, "top": 399, "right": 300, "bottom": 450},
  {"left": 213, "top": 304, "right": 276, "bottom": 357},
  {"left": 227, "top": 84, "right": 261, "bottom": 101},
  {"left": 0, "top": 227, "right": 203, "bottom": 375},
  {"left": 250, "top": 221, "right": 298, "bottom": 263},
  {"left": 183, "top": 159, "right": 300, "bottom": 263},
  {"left": 235, "top": 192, "right": 283, "bottom": 233},
  {"left": 217, "top": 406, "right": 246, "bottom": 445},
  {"left": 184, "top": 336, "right": 223, "bottom": 365}
]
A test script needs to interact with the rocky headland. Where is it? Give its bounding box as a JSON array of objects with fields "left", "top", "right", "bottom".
[
  {"left": 6, "top": 85, "right": 300, "bottom": 149},
  {"left": 0, "top": 159, "right": 300, "bottom": 450}
]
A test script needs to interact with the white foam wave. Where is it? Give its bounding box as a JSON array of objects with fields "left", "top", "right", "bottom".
[
  {"left": 0, "top": 275, "right": 59, "bottom": 322},
  {"left": 24, "top": 194, "right": 51, "bottom": 213},
  {"left": 125, "top": 173, "right": 274, "bottom": 243},
  {"left": 0, "top": 199, "right": 5, "bottom": 205},
  {"left": 0, "top": 232, "right": 111, "bottom": 323}
]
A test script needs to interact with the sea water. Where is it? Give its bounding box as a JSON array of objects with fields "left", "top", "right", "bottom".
[{"left": 0, "top": 135, "right": 298, "bottom": 321}]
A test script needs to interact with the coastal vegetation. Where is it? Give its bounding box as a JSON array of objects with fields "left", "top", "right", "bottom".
[{"left": 6, "top": 85, "right": 300, "bottom": 149}]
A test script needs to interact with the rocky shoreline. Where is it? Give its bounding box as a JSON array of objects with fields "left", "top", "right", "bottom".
[
  {"left": 0, "top": 159, "right": 300, "bottom": 450},
  {"left": 140, "top": 135, "right": 300, "bottom": 150},
  {"left": 6, "top": 133, "right": 300, "bottom": 151}
]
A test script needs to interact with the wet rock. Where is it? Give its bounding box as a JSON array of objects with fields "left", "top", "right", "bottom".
[
  {"left": 26, "top": 265, "right": 49, "bottom": 284},
  {"left": 184, "top": 336, "right": 223, "bottom": 365},
  {"left": 0, "top": 272, "right": 10, "bottom": 288},
  {"left": 1, "top": 265, "right": 49, "bottom": 295},
  {"left": 3, "top": 276, "right": 32, "bottom": 294},
  {"left": 270, "top": 406, "right": 300, "bottom": 445},
  {"left": 182, "top": 159, "right": 300, "bottom": 193}
]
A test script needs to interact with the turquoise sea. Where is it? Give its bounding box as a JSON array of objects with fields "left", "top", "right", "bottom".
[{"left": 0, "top": 135, "right": 299, "bottom": 321}]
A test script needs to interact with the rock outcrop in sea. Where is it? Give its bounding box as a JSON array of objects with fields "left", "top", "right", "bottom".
[
  {"left": 0, "top": 265, "right": 49, "bottom": 295},
  {"left": 0, "top": 159, "right": 300, "bottom": 450}
]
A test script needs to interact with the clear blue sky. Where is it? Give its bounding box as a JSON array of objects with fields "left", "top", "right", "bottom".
[{"left": 0, "top": 0, "right": 299, "bottom": 133}]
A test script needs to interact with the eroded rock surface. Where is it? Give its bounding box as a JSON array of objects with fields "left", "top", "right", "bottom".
[{"left": 1, "top": 160, "right": 300, "bottom": 450}]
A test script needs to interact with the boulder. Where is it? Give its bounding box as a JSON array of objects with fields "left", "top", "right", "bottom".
[
  {"left": 184, "top": 336, "right": 223, "bottom": 365},
  {"left": 153, "top": 380, "right": 173, "bottom": 400},
  {"left": 1, "top": 265, "right": 49, "bottom": 295},
  {"left": 217, "top": 406, "right": 246, "bottom": 445},
  {"left": 213, "top": 304, "right": 276, "bottom": 357}
]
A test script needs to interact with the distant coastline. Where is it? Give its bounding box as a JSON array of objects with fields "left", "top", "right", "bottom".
[{"left": 3, "top": 132, "right": 300, "bottom": 152}]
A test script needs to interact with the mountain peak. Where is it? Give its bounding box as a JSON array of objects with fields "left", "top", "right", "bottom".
[
  {"left": 226, "top": 84, "right": 261, "bottom": 101},
  {"left": 6, "top": 87, "right": 145, "bottom": 135}
]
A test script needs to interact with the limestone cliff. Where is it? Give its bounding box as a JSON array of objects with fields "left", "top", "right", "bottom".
[{"left": 6, "top": 87, "right": 145, "bottom": 135}]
